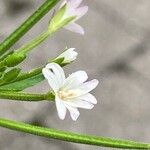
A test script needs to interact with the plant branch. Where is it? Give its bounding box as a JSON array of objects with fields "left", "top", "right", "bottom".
[
  {"left": 0, "top": 0, "right": 59, "bottom": 56},
  {"left": 15, "top": 31, "right": 50, "bottom": 54},
  {"left": 0, "top": 61, "right": 67, "bottom": 91},
  {"left": 0, "top": 91, "right": 54, "bottom": 101},
  {"left": 0, "top": 118, "right": 149, "bottom": 149}
]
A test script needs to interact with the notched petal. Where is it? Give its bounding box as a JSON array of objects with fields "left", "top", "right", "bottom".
[
  {"left": 46, "top": 63, "right": 65, "bottom": 87},
  {"left": 42, "top": 68, "right": 58, "bottom": 91}
]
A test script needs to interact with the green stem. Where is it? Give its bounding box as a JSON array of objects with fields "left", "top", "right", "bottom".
[
  {"left": 16, "top": 31, "right": 50, "bottom": 54},
  {"left": 0, "top": 0, "right": 59, "bottom": 56},
  {"left": 0, "top": 118, "right": 149, "bottom": 149},
  {"left": 0, "top": 91, "right": 54, "bottom": 101}
]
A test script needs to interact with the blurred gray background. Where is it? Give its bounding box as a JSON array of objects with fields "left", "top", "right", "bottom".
[{"left": 0, "top": 0, "right": 150, "bottom": 149}]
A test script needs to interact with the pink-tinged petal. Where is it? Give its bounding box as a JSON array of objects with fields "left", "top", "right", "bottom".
[
  {"left": 76, "top": 6, "right": 88, "bottom": 20},
  {"left": 63, "top": 5, "right": 76, "bottom": 19},
  {"left": 72, "top": 79, "right": 99, "bottom": 96},
  {"left": 65, "top": 99, "right": 94, "bottom": 109},
  {"left": 67, "top": 0, "right": 83, "bottom": 8},
  {"left": 65, "top": 104, "right": 80, "bottom": 121},
  {"left": 63, "top": 71, "right": 88, "bottom": 90},
  {"left": 42, "top": 68, "right": 59, "bottom": 91},
  {"left": 46, "top": 63, "right": 65, "bottom": 87},
  {"left": 55, "top": 97, "right": 67, "bottom": 120},
  {"left": 79, "top": 93, "right": 97, "bottom": 104},
  {"left": 64, "top": 23, "right": 84, "bottom": 35}
]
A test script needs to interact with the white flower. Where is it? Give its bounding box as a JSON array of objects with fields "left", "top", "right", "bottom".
[
  {"left": 55, "top": 48, "right": 78, "bottom": 64},
  {"left": 60, "top": 0, "right": 88, "bottom": 35},
  {"left": 42, "top": 63, "right": 99, "bottom": 121}
]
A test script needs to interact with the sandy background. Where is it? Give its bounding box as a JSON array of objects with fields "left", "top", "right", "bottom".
[{"left": 1, "top": 0, "right": 150, "bottom": 149}]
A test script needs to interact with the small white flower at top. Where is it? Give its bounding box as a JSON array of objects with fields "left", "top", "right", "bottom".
[
  {"left": 42, "top": 63, "right": 99, "bottom": 121},
  {"left": 61, "top": 0, "right": 88, "bottom": 34}
]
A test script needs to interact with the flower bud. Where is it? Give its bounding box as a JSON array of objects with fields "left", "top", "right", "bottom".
[{"left": 53, "top": 48, "right": 78, "bottom": 64}]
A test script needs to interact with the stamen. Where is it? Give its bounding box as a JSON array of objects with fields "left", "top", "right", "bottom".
[{"left": 58, "top": 90, "right": 76, "bottom": 100}]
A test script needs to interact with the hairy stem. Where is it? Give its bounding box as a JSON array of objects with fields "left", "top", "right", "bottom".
[
  {"left": 0, "top": 0, "right": 59, "bottom": 56},
  {"left": 0, "top": 118, "right": 149, "bottom": 149},
  {"left": 0, "top": 91, "right": 54, "bottom": 101}
]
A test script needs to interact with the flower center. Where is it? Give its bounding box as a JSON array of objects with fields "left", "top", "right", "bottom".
[{"left": 58, "top": 90, "right": 76, "bottom": 100}]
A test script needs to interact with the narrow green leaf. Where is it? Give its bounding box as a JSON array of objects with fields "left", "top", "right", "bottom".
[{"left": 0, "top": 73, "right": 44, "bottom": 91}]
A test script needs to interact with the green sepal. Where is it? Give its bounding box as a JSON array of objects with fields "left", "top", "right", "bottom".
[
  {"left": 46, "top": 91, "right": 55, "bottom": 101},
  {"left": 50, "top": 57, "right": 64, "bottom": 64},
  {"left": 4, "top": 53, "right": 26, "bottom": 67},
  {"left": 1, "top": 68, "right": 21, "bottom": 84},
  {"left": 60, "top": 62, "right": 70, "bottom": 67},
  {"left": 48, "top": 3, "right": 76, "bottom": 33},
  {"left": 54, "top": 16, "right": 76, "bottom": 31},
  {"left": 48, "top": 4, "right": 66, "bottom": 29}
]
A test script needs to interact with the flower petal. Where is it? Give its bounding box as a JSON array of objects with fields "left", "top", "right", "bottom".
[
  {"left": 55, "top": 97, "right": 67, "bottom": 120},
  {"left": 65, "top": 104, "right": 80, "bottom": 121},
  {"left": 72, "top": 79, "right": 99, "bottom": 96},
  {"left": 42, "top": 68, "right": 59, "bottom": 91},
  {"left": 67, "top": 0, "right": 83, "bottom": 8},
  {"left": 64, "top": 22, "right": 84, "bottom": 35},
  {"left": 46, "top": 63, "right": 65, "bottom": 88},
  {"left": 65, "top": 99, "right": 94, "bottom": 109},
  {"left": 63, "top": 71, "right": 88, "bottom": 90},
  {"left": 64, "top": 6, "right": 76, "bottom": 19},
  {"left": 79, "top": 93, "right": 97, "bottom": 104},
  {"left": 76, "top": 6, "right": 88, "bottom": 20}
]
